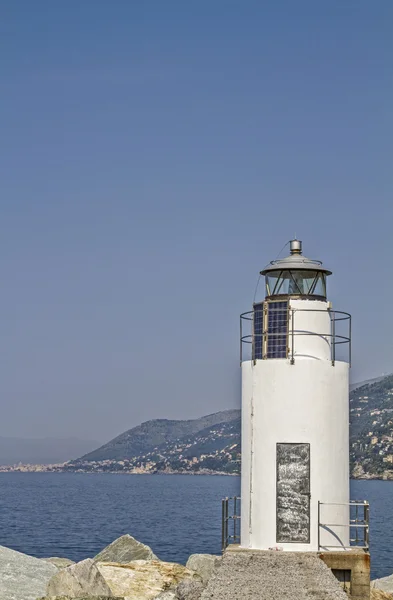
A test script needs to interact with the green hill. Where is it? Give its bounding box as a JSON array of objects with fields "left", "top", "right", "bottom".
[
  {"left": 350, "top": 373, "right": 393, "bottom": 478},
  {"left": 69, "top": 374, "right": 393, "bottom": 478},
  {"left": 77, "top": 410, "right": 240, "bottom": 462}
]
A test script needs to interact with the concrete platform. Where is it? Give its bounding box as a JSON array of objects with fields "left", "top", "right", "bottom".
[
  {"left": 320, "top": 550, "right": 370, "bottom": 600},
  {"left": 201, "top": 548, "right": 349, "bottom": 600}
]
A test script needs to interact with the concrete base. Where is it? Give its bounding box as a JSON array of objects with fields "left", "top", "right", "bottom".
[
  {"left": 319, "top": 551, "right": 370, "bottom": 600},
  {"left": 208, "top": 547, "right": 349, "bottom": 600},
  {"left": 226, "top": 546, "right": 370, "bottom": 600}
]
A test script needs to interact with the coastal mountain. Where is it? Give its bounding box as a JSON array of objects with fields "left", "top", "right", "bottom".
[
  {"left": 69, "top": 412, "right": 241, "bottom": 474},
  {"left": 0, "top": 437, "right": 100, "bottom": 466},
  {"left": 350, "top": 373, "right": 393, "bottom": 478},
  {"left": 79, "top": 410, "right": 240, "bottom": 462},
  {"left": 46, "top": 374, "right": 393, "bottom": 478},
  {"left": 349, "top": 375, "right": 388, "bottom": 392}
]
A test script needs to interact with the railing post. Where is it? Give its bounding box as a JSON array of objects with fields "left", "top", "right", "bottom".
[
  {"left": 290, "top": 309, "right": 295, "bottom": 365},
  {"left": 233, "top": 496, "right": 237, "bottom": 544},
  {"left": 225, "top": 498, "right": 229, "bottom": 549},
  {"left": 240, "top": 317, "right": 242, "bottom": 366},
  {"left": 331, "top": 312, "right": 336, "bottom": 366},
  {"left": 318, "top": 501, "right": 320, "bottom": 551},
  {"left": 252, "top": 312, "right": 255, "bottom": 363},
  {"left": 364, "top": 502, "right": 370, "bottom": 550},
  {"left": 221, "top": 499, "right": 226, "bottom": 552}
]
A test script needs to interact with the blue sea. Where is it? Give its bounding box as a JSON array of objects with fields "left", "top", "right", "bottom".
[{"left": 0, "top": 474, "right": 389, "bottom": 580}]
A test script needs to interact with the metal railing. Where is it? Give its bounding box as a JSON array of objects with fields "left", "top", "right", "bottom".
[
  {"left": 222, "top": 496, "right": 241, "bottom": 551},
  {"left": 318, "top": 501, "right": 369, "bottom": 551},
  {"left": 240, "top": 307, "right": 351, "bottom": 366},
  {"left": 221, "top": 498, "right": 368, "bottom": 552}
]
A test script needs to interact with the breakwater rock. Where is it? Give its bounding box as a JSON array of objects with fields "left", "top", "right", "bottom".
[
  {"left": 371, "top": 591, "right": 393, "bottom": 600},
  {"left": 185, "top": 555, "right": 220, "bottom": 585},
  {"left": 372, "top": 574, "right": 393, "bottom": 595},
  {"left": 42, "top": 558, "right": 76, "bottom": 569},
  {"left": 0, "top": 545, "right": 57, "bottom": 600},
  {"left": 0, "top": 535, "right": 219, "bottom": 600},
  {"left": 46, "top": 559, "right": 113, "bottom": 596},
  {"left": 94, "top": 535, "right": 158, "bottom": 563}
]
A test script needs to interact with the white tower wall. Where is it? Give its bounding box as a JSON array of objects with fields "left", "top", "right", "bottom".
[
  {"left": 289, "top": 299, "right": 332, "bottom": 361},
  {"left": 240, "top": 299, "right": 350, "bottom": 552}
]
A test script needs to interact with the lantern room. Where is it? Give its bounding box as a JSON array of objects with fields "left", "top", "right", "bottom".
[
  {"left": 239, "top": 240, "right": 352, "bottom": 365},
  {"left": 261, "top": 239, "right": 332, "bottom": 301}
]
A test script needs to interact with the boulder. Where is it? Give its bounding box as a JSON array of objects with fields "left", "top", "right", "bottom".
[
  {"left": 185, "top": 554, "right": 221, "bottom": 585},
  {"left": 94, "top": 534, "right": 158, "bottom": 562},
  {"left": 38, "top": 597, "right": 121, "bottom": 600},
  {"left": 372, "top": 575, "right": 393, "bottom": 594},
  {"left": 176, "top": 579, "right": 205, "bottom": 600},
  {"left": 46, "top": 558, "right": 113, "bottom": 597},
  {"left": 371, "top": 590, "right": 393, "bottom": 600},
  {"left": 0, "top": 544, "right": 58, "bottom": 600},
  {"left": 42, "top": 557, "right": 76, "bottom": 569},
  {"left": 96, "top": 559, "right": 200, "bottom": 600}
]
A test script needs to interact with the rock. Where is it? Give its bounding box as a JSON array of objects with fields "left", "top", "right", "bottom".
[
  {"left": 42, "top": 557, "right": 76, "bottom": 569},
  {"left": 154, "top": 593, "right": 176, "bottom": 600},
  {"left": 372, "top": 575, "right": 393, "bottom": 594},
  {"left": 46, "top": 558, "right": 113, "bottom": 597},
  {"left": 38, "top": 597, "right": 122, "bottom": 600},
  {"left": 176, "top": 579, "right": 205, "bottom": 600},
  {"left": 185, "top": 554, "right": 221, "bottom": 585},
  {"left": 94, "top": 534, "right": 158, "bottom": 562},
  {"left": 0, "top": 544, "right": 58, "bottom": 600},
  {"left": 96, "top": 559, "right": 200, "bottom": 600},
  {"left": 371, "top": 590, "right": 393, "bottom": 600}
]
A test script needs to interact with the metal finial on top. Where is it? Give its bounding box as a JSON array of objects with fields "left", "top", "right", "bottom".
[{"left": 290, "top": 239, "right": 302, "bottom": 255}]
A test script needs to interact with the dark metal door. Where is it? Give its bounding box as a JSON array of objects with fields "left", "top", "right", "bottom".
[{"left": 276, "top": 443, "right": 310, "bottom": 543}]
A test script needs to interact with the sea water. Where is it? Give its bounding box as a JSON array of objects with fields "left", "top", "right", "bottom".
[{"left": 0, "top": 473, "right": 389, "bottom": 580}]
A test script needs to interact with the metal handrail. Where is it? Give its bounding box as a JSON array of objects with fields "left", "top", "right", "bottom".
[
  {"left": 221, "top": 497, "right": 368, "bottom": 552},
  {"left": 222, "top": 496, "right": 241, "bottom": 551},
  {"left": 318, "top": 501, "right": 369, "bottom": 551},
  {"left": 240, "top": 307, "right": 351, "bottom": 366}
]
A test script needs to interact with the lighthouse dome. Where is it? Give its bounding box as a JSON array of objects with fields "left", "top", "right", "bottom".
[{"left": 260, "top": 239, "right": 331, "bottom": 300}]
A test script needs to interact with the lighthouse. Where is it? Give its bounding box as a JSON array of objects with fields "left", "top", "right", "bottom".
[{"left": 240, "top": 239, "right": 352, "bottom": 552}]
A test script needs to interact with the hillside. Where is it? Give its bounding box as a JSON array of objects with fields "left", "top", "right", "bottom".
[
  {"left": 65, "top": 374, "right": 393, "bottom": 478},
  {"left": 350, "top": 373, "right": 393, "bottom": 478},
  {"left": 68, "top": 414, "right": 241, "bottom": 474},
  {"left": 350, "top": 375, "right": 387, "bottom": 392},
  {"left": 78, "top": 410, "right": 240, "bottom": 462}
]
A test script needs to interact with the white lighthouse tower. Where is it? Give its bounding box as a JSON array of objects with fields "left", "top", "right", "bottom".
[{"left": 240, "top": 239, "right": 352, "bottom": 552}]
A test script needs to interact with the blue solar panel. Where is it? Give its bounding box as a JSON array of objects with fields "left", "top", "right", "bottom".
[
  {"left": 267, "top": 301, "right": 288, "bottom": 358},
  {"left": 253, "top": 302, "right": 264, "bottom": 359},
  {"left": 253, "top": 301, "right": 288, "bottom": 359}
]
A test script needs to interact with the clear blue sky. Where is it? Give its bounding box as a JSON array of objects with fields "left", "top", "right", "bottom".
[{"left": 0, "top": 1, "right": 392, "bottom": 441}]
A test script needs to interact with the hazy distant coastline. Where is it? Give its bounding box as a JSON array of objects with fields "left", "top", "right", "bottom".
[
  {"left": 2, "top": 374, "right": 393, "bottom": 480},
  {"left": 0, "top": 437, "right": 100, "bottom": 466},
  {"left": 0, "top": 462, "right": 390, "bottom": 480}
]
